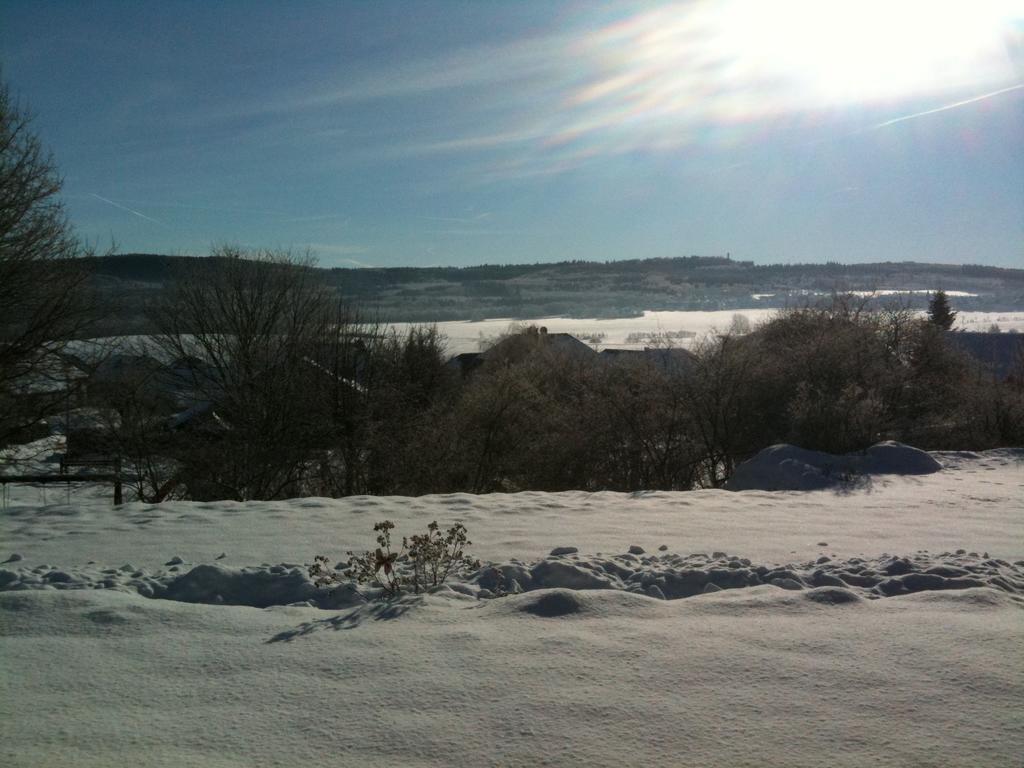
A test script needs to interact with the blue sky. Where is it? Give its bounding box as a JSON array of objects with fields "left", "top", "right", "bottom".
[{"left": 1, "top": 0, "right": 1021, "bottom": 268}]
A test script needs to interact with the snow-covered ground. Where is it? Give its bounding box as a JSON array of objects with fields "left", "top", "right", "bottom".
[
  {"left": 393, "top": 311, "right": 1024, "bottom": 354},
  {"left": 2, "top": 449, "right": 1022, "bottom": 766},
  {"left": 51, "top": 310, "right": 1024, "bottom": 359}
]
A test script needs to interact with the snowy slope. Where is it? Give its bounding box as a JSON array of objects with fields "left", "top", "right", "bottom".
[
  {"left": 1, "top": 449, "right": 1022, "bottom": 767},
  {"left": 391, "top": 311, "right": 1024, "bottom": 354}
]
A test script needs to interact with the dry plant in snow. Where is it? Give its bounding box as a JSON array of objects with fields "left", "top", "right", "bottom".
[{"left": 310, "top": 520, "right": 480, "bottom": 599}]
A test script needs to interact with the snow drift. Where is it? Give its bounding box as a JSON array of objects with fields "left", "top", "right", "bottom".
[
  {"left": 726, "top": 441, "right": 942, "bottom": 491},
  {"left": 2, "top": 548, "right": 1020, "bottom": 608},
  {"left": 1, "top": 447, "right": 1021, "bottom": 767}
]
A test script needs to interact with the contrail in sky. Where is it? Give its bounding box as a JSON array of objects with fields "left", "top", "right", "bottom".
[
  {"left": 89, "top": 193, "right": 167, "bottom": 226},
  {"left": 871, "top": 83, "right": 1024, "bottom": 130}
]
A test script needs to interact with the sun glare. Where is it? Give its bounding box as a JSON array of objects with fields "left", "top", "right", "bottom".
[
  {"left": 723, "top": 0, "right": 1021, "bottom": 106},
  {"left": 560, "top": 0, "right": 1022, "bottom": 155}
]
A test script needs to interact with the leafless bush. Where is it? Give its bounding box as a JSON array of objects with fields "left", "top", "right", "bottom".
[
  {"left": 684, "top": 332, "right": 760, "bottom": 486},
  {"left": 586, "top": 357, "right": 700, "bottom": 490},
  {"left": 145, "top": 248, "right": 456, "bottom": 500},
  {"left": 310, "top": 520, "right": 479, "bottom": 599},
  {"left": 149, "top": 248, "right": 347, "bottom": 499}
]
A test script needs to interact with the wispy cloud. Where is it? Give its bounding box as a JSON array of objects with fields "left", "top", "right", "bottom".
[
  {"left": 870, "top": 83, "right": 1024, "bottom": 130},
  {"left": 78, "top": 194, "right": 351, "bottom": 227},
  {"left": 74, "top": 195, "right": 290, "bottom": 219},
  {"left": 194, "top": 31, "right": 572, "bottom": 126},
  {"left": 425, "top": 228, "right": 518, "bottom": 237},
  {"left": 89, "top": 193, "right": 167, "bottom": 226},
  {"left": 139, "top": 2, "right": 1024, "bottom": 187},
  {"left": 285, "top": 213, "right": 349, "bottom": 225},
  {"left": 397, "top": 127, "right": 550, "bottom": 157},
  {"left": 418, "top": 212, "right": 492, "bottom": 224}
]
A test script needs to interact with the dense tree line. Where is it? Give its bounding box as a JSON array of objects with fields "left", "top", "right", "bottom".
[{"left": 72, "top": 254, "right": 1022, "bottom": 503}]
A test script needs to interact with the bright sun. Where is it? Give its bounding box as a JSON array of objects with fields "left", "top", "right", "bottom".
[
  {"left": 573, "top": 0, "right": 1021, "bottom": 127},
  {"left": 717, "top": 0, "right": 1021, "bottom": 107},
  {"left": 542, "top": 1, "right": 1019, "bottom": 158}
]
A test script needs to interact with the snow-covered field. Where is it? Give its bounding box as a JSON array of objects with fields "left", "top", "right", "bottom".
[
  {"left": 53, "top": 310, "right": 1024, "bottom": 359},
  {"left": 2, "top": 449, "right": 1023, "bottom": 767},
  {"left": 396, "top": 311, "right": 1024, "bottom": 354}
]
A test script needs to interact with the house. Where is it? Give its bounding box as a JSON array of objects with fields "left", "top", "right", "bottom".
[
  {"left": 446, "top": 328, "right": 699, "bottom": 378},
  {"left": 477, "top": 327, "right": 598, "bottom": 367},
  {"left": 3, "top": 347, "right": 90, "bottom": 398},
  {"left": 0, "top": 348, "right": 92, "bottom": 444}
]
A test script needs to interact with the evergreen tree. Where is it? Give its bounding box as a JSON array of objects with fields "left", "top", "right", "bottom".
[{"left": 927, "top": 290, "right": 957, "bottom": 330}]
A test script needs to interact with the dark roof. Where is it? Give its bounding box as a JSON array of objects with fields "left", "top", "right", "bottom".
[
  {"left": 449, "top": 333, "right": 705, "bottom": 375},
  {"left": 537, "top": 332, "right": 597, "bottom": 357},
  {"left": 482, "top": 330, "right": 597, "bottom": 364}
]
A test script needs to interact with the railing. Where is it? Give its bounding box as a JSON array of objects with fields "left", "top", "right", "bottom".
[{"left": 0, "top": 456, "right": 123, "bottom": 506}]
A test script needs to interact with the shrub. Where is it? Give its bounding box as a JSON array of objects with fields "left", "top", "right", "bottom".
[
  {"left": 310, "top": 520, "right": 479, "bottom": 600},
  {"left": 406, "top": 521, "right": 479, "bottom": 592}
]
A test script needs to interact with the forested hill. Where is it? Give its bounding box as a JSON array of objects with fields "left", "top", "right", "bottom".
[{"left": 86, "top": 253, "right": 1024, "bottom": 325}]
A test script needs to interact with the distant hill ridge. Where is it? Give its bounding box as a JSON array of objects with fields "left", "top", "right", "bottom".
[
  {"left": 86, "top": 253, "right": 1024, "bottom": 285},
  {"left": 82, "top": 253, "right": 1024, "bottom": 324}
]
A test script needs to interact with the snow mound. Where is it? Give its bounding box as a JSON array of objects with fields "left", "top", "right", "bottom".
[
  {"left": 803, "top": 585, "right": 864, "bottom": 605},
  {"left": 726, "top": 441, "right": 942, "bottom": 491},
  {"left": 530, "top": 559, "right": 614, "bottom": 590},
  {"left": 863, "top": 441, "right": 944, "bottom": 474},
  {"left": 159, "top": 564, "right": 317, "bottom": 608},
  {"left": 3, "top": 548, "right": 1020, "bottom": 609},
  {"left": 472, "top": 549, "right": 1022, "bottom": 602},
  {"left": 0, "top": 560, "right": 335, "bottom": 609},
  {"left": 899, "top": 586, "right": 1024, "bottom": 610},
  {"left": 491, "top": 587, "right": 663, "bottom": 618},
  {"left": 678, "top": 584, "right": 864, "bottom": 615},
  {"left": 513, "top": 588, "right": 590, "bottom": 617}
]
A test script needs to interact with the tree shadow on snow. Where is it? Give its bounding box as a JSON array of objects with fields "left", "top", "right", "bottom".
[{"left": 266, "top": 599, "right": 418, "bottom": 643}]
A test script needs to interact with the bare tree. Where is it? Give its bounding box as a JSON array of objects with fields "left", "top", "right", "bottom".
[
  {"left": 150, "top": 247, "right": 340, "bottom": 500},
  {"left": 0, "top": 79, "right": 94, "bottom": 447},
  {"left": 586, "top": 356, "right": 699, "bottom": 491},
  {"left": 684, "top": 332, "right": 759, "bottom": 486}
]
